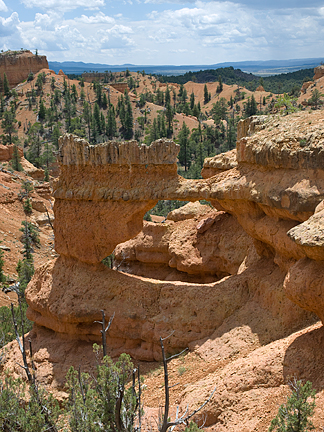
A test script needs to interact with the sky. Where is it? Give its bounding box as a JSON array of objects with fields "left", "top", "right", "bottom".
[{"left": 0, "top": 0, "right": 323, "bottom": 65}]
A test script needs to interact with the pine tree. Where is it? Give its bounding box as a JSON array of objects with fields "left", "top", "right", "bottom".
[
  {"left": 190, "top": 91, "right": 195, "bottom": 110},
  {"left": 52, "top": 125, "right": 61, "bottom": 149},
  {"left": 1, "top": 108, "right": 17, "bottom": 144},
  {"left": 106, "top": 105, "right": 117, "bottom": 139},
  {"left": 83, "top": 101, "right": 92, "bottom": 141},
  {"left": 269, "top": 379, "right": 315, "bottom": 432},
  {"left": 204, "top": 84, "right": 209, "bottom": 105},
  {"left": 38, "top": 99, "right": 46, "bottom": 121},
  {"left": 11, "top": 144, "right": 23, "bottom": 171},
  {"left": 178, "top": 122, "right": 190, "bottom": 171},
  {"left": 3, "top": 72, "right": 10, "bottom": 97},
  {"left": 0, "top": 247, "right": 5, "bottom": 282},
  {"left": 217, "top": 75, "right": 223, "bottom": 93}
]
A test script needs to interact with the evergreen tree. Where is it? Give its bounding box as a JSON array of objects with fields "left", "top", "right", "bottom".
[
  {"left": 52, "top": 125, "right": 61, "bottom": 149},
  {"left": 122, "top": 92, "right": 133, "bottom": 140},
  {"left": 83, "top": 101, "right": 92, "bottom": 142},
  {"left": 178, "top": 122, "right": 190, "bottom": 171},
  {"left": 93, "top": 102, "right": 101, "bottom": 134},
  {"left": 165, "top": 102, "right": 173, "bottom": 137},
  {"left": 204, "top": 84, "right": 209, "bottom": 105},
  {"left": 0, "top": 247, "right": 5, "bottom": 282},
  {"left": 106, "top": 104, "right": 117, "bottom": 139},
  {"left": 44, "top": 167, "right": 49, "bottom": 182},
  {"left": 149, "top": 118, "right": 159, "bottom": 143},
  {"left": 217, "top": 75, "right": 223, "bottom": 93},
  {"left": 51, "top": 76, "right": 56, "bottom": 91},
  {"left": 269, "top": 380, "right": 315, "bottom": 432},
  {"left": 11, "top": 144, "right": 23, "bottom": 171},
  {"left": 1, "top": 107, "right": 17, "bottom": 144},
  {"left": 190, "top": 91, "right": 195, "bottom": 110},
  {"left": 165, "top": 86, "right": 171, "bottom": 106},
  {"left": 71, "top": 83, "right": 78, "bottom": 102},
  {"left": 102, "top": 92, "right": 108, "bottom": 109},
  {"left": 0, "top": 94, "right": 5, "bottom": 118},
  {"left": 27, "top": 123, "right": 42, "bottom": 167},
  {"left": 3, "top": 73, "right": 10, "bottom": 97},
  {"left": 38, "top": 99, "right": 46, "bottom": 121}
]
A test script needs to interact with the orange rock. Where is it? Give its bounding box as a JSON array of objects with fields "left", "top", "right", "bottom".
[
  {"left": 0, "top": 50, "right": 48, "bottom": 89},
  {"left": 314, "top": 65, "right": 324, "bottom": 80}
]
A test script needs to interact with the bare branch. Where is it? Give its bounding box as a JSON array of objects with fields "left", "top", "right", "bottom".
[
  {"left": 161, "top": 330, "right": 175, "bottom": 342},
  {"left": 169, "top": 382, "right": 180, "bottom": 389},
  {"left": 167, "top": 347, "right": 188, "bottom": 362}
]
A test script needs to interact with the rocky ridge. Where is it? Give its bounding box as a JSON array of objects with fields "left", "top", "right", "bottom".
[
  {"left": 3, "top": 110, "right": 324, "bottom": 430},
  {"left": 0, "top": 50, "right": 48, "bottom": 89}
]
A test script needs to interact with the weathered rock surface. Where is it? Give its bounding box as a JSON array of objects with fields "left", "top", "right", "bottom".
[
  {"left": 115, "top": 203, "right": 256, "bottom": 282},
  {"left": 4, "top": 110, "right": 324, "bottom": 430},
  {"left": 0, "top": 143, "right": 23, "bottom": 161},
  {"left": 24, "top": 254, "right": 313, "bottom": 361},
  {"left": 313, "top": 65, "right": 324, "bottom": 80},
  {"left": 202, "top": 149, "right": 237, "bottom": 178},
  {"left": 53, "top": 134, "right": 180, "bottom": 263},
  {"left": 0, "top": 50, "right": 48, "bottom": 89}
]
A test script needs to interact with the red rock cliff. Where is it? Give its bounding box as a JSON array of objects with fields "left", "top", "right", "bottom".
[{"left": 0, "top": 50, "right": 48, "bottom": 90}]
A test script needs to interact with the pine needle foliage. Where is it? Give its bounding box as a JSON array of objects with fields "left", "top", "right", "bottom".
[
  {"left": 66, "top": 351, "right": 139, "bottom": 432},
  {"left": 268, "top": 379, "right": 316, "bottom": 432}
]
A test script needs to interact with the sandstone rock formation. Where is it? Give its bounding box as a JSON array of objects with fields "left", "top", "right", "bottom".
[
  {"left": 201, "top": 149, "right": 237, "bottom": 178},
  {"left": 0, "top": 143, "right": 23, "bottom": 161},
  {"left": 313, "top": 65, "right": 324, "bottom": 81},
  {"left": 4, "top": 110, "right": 324, "bottom": 430},
  {"left": 115, "top": 203, "right": 256, "bottom": 282},
  {"left": 53, "top": 134, "right": 180, "bottom": 263},
  {"left": 0, "top": 50, "right": 48, "bottom": 90}
]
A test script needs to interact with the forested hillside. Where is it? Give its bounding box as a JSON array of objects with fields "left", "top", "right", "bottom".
[
  {"left": 157, "top": 66, "right": 314, "bottom": 94},
  {"left": 0, "top": 65, "right": 321, "bottom": 192}
]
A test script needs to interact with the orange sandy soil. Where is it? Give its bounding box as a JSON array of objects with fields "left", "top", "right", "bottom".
[{"left": 0, "top": 166, "right": 56, "bottom": 307}]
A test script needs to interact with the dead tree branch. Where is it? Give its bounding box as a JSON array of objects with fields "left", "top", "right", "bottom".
[
  {"left": 159, "top": 334, "right": 216, "bottom": 432},
  {"left": 94, "top": 310, "right": 115, "bottom": 357}
]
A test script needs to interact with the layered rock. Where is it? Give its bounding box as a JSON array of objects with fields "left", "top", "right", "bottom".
[
  {"left": 115, "top": 203, "right": 256, "bottom": 282},
  {"left": 53, "top": 134, "right": 180, "bottom": 263},
  {"left": 313, "top": 65, "right": 324, "bottom": 80},
  {"left": 0, "top": 50, "right": 48, "bottom": 89},
  {"left": 4, "top": 112, "right": 324, "bottom": 429}
]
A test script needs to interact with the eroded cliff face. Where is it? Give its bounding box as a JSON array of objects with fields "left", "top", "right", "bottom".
[
  {"left": 0, "top": 50, "right": 48, "bottom": 89},
  {"left": 53, "top": 134, "right": 180, "bottom": 263},
  {"left": 5, "top": 112, "right": 324, "bottom": 430}
]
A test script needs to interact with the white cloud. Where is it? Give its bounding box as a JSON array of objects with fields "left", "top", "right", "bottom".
[
  {"left": 34, "top": 12, "right": 62, "bottom": 30},
  {"left": 76, "top": 12, "right": 115, "bottom": 24},
  {"left": 0, "top": 12, "right": 20, "bottom": 37},
  {"left": 99, "top": 24, "right": 135, "bottom": 49},
  {"left": 20, "top": 0, "right": 105, "bottom": 12},
  {"left": 0, "top": 0, "right": 8, "bottom": 12}
]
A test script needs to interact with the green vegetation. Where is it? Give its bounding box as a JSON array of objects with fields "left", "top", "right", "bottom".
[
  {"left": 66, "top": 351, "right": 139, "bottom": 432},
  {"left": 157, "top": 66, "right": 314, "bottom": 95},
  {"left": 0, "top": 372, "right": 61, "bottom": 431},
  {"left": 269, "top": 379, "right": 316, "bottom": 432},
  {"left": 10, "top": 144, "right": 23, "bottom": 171}
]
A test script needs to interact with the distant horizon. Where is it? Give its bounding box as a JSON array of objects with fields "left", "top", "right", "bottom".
[
  {"left": 48, "top": 56, "right": 323, "bottom": 67},
  {"left": 47, "top": 56, "right": 323, "bottom": 77},
  {"left": 1, "top": 1, "right": 324, "bottom": 66}
]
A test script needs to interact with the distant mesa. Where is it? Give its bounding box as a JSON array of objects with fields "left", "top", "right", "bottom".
[{"left": 0, "top": 49, "right": 48, "bottom": 91}]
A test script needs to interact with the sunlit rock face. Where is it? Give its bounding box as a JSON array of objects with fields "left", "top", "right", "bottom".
[{"left": 0, "top": 50, "right": 48, "bottom": 89}]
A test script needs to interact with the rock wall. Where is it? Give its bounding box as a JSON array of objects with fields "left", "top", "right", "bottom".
[
  {"left": 0, "top": 50, "right": 48, "bottom": 90},
  {"left": 115, "top": 203, "right": 256, "bottom": 283},
  {"left": 25, "top": 114, "right": 324, "bottom": 362},
  {"left": 53, "top": 134, "right": 180, "bottom": 263},
  {"left": 9, "top": 113, "right": 324, "bottom": 429}
]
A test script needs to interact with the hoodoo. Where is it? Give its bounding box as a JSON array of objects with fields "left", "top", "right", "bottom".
[{"left": 4, "top": 110, "right": 324, "bottom": 429}]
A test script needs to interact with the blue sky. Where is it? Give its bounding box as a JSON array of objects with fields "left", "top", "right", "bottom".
[{"left": 0, "top": 0, "right": 323, "bottom": 65}]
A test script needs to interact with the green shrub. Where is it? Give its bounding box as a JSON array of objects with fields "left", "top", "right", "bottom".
[{"left": 269, "top": 379, "right": 315, "bottom": 432}]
